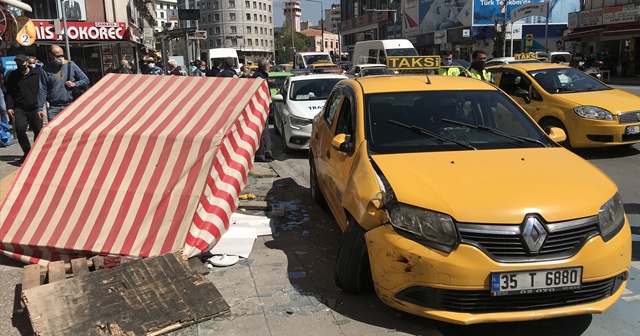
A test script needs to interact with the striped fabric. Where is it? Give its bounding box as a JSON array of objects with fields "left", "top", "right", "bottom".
[{"left": 0, "top": 74, "right": 269, "bottom": 265}]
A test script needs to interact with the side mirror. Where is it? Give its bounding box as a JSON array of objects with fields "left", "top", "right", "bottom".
[
  {"left": 272, "top": 94, "right": 284, "bottom": 102},
  {"left": 331, "top": 134, "right": 351, "bottom": 152},
  {"left": 513, "top": 89, "right": 531, "bottom": 104},
  {"left": 546, "top": 127, "right": 567, "bottom": 143}
]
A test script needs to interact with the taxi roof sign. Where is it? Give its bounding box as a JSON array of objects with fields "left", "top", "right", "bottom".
[
  {"left": 386, "top": 56, "right": 441, "bottom": 70},
  {"left": 514, "top": 52, "right": 538, "bottom": 60}
]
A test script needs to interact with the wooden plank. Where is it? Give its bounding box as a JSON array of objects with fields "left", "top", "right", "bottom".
[
  {"left": 22, "top": 265, "right": 43, "bottom": 292},
  {"left": 70, "top": 258, "right": 89, "bottom": 277},
  {"left": 47, "top": 261, "right": 66, "bottom": 283},
  {"left": 23, "top": 251, "right": 230, "bottom": 336},
  {"left": 91, "top": 256, "right": 105, "bottom": 271}
]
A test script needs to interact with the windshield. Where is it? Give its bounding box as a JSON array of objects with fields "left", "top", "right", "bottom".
[
  {"left": 529, "top": 68, "right": 610, "bottom": 93},
  {"left": 361, "top": 68, "right": 394, "bottom": 77},
  {"left": 386, "top": 48, "right": 419, "bottom": 57},
  {"left": 289, "top": 78, "right": 343, "bottom": 101},
  {"left": 366, "top": 90, "right": 553, "bottom": 154},
  {"left": 304, "top": 54, "right": 332, "bottom": 65}
]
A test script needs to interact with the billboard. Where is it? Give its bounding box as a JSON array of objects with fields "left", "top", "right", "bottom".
[
  {"left": 419, "top": 0, "right": 473, "bottom": 33},
  {"left": 58, "top": 0, "right": 87, "bottom": 21},
  {"left": 404, "top": 0, "right": 420, "bottom": 37},
  {"left": 472, "top": 0, "right": 580, "bottom": 25}
]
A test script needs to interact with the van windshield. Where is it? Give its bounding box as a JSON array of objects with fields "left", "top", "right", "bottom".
[
  {"left": 386, "top": 48, "right": 419, "bottom": 57},
  {"left": 211, "top": 57, "right": 239, "bottom": 69},
  {"left": 304, "top": 54, "right": 332, "bottom": 65}
]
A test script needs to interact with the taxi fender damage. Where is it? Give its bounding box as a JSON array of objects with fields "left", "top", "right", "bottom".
[{"left": 342, "top": 141, "right": 386, "bottom": 231}]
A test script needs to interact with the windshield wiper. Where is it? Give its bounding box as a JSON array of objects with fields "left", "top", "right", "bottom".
[
  {"left": 441, "top": 119, "right": 548, "bottom": 147},
  {"left": 388, "top": 120, "right": 477, "bottom": 150}
]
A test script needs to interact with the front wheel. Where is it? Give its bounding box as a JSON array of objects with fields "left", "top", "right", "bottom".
[{"left": 335, "top": 217, "right": 373, "bottom": 293}]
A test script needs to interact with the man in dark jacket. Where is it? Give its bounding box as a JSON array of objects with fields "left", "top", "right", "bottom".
[
  {"left": 251, "top": 58, "right": 273, "bottom": 162},
  {"left": 4, "top": 54, "right": 43, "bottom": 161},
  {"left": 206, "top": 59, "right": 221, "bottom": 77},
  {"left": 216, "top": 57, "right": 238, "bottom": 78}
]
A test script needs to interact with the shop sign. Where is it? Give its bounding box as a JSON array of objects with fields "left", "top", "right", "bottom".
[
  {"left": 34, "top": 21, "right": 127, "bottom": 41},
  {"left": 567, "top": 12, "right": 579, "bottom": 29},
  {"left": 434, "top": 30, "right": 447, "bottom": 44},
  {"left": 579, "top": 8, "right": 603, "bottom": 27},
  {"left": 603, "top": 5, "right": 640, "bottom": 25}
]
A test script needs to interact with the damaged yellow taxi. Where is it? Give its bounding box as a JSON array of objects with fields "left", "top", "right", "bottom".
[{"left": 308, "top": 56, "right": 631, "bottom": 325}]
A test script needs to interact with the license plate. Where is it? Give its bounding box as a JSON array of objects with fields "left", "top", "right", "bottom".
[
  {"left": 491, "top": 267, "right": 582, "bottom": 296},
  {"left": 626, "top": 125, "right": 640, "bottom": 135}
]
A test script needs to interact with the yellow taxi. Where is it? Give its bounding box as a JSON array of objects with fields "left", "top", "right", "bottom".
[
  {"left": 488, "top": 63, "right": 640, "bottom": 148},
  {"left": 309, "top": 56, "right": 631, "bottom": 325}
]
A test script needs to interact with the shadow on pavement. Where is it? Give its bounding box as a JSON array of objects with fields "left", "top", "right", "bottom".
[
  {"left": 11, "top": 285, "right": 34, "bottom": 336},
  {"left": 261, "top": 177, "right": 596, "bottom": 336}
]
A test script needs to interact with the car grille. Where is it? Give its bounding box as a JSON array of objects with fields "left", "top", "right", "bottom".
[
  {"left": 618, "top": 111, "right": 640, "bottom": 124},
  {"left": 458, "top": 216, "right": 600, "bottom": 262},
  {"left": 395, "top": 274, "right": 621, "bottom": 313}
]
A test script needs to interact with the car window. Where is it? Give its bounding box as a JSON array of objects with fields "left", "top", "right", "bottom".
[
  {"left": 498, "top": 72, "right": 531, "bottom": 95},
  {"left": 289, "top": 78, "right": 343, "bottom": 101},
  {"left": 323, "top": 91, "right": 343, "bottom": 129},
  {"left": 529, "top": 68, "right": 609, "bottom": 94},
  {"left": 334, "top": 95, "right": 354, "bottom": 137},
  {"left": 365, "top": 90, "right": 552, "bottom": 154},
  {"left": 361, "top": 68, "right": 394, "bottom": 77}
]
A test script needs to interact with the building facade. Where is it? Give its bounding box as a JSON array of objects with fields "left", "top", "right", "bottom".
[
  {"left": 283, "top": 1, "right": 301, "bottom": 32},
  {"left": 300, "top": 29, "right": 339, "bottom": 54},
  {"left": 324, "top": 3, "right": 340, "bottom": 34},
  {"left": 155, "top": 0, "right": 179, "bottom": 32},
  {"left": 198, "top": 0, "right": 274, "bottom": 63}
]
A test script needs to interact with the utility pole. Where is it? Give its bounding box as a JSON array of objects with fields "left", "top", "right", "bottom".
[
  {"left": 544, "top": 0, "right": 550, "bottom": 52},
  {"left": 56, "top": 0, "right": 72, "bottom": 60},
  {"left": 363, "top": 8, "right": 397, "bottom": 39}
]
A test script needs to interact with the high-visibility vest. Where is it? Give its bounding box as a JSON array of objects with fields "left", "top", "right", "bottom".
[
  {"left": 437, "top": 67, "right": 461, "bottom": 76},
  {"left": 468, "top": 68, "right": 491, "bottom": 81}
]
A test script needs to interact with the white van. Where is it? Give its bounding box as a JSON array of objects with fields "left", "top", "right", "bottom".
[
  {"left": 207, "top": 48, "right": 241, "bottom": 74},
  {"left": 353, "top": 39, "right": 418, "bottom": 65},
  {"left": 294, "top": 52, "right": 333, "bottom": 69}
]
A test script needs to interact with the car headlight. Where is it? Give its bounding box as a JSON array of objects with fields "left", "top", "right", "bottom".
[
  {"left": 573, "top": 106, "right": 613, "bottom": 120},
  {"left": 288, "top": 114, "right": 313, "bottom": 128},
  {"left": 387, "top": 203, "right": 459, "bottom": 252},
  {"left": 598, "top": 193, "right": 626, "bottom": 242}
]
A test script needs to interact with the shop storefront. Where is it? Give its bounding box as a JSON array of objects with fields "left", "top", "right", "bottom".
[{"left": 28, "top": 20, "right": 139, "bottom": 84}]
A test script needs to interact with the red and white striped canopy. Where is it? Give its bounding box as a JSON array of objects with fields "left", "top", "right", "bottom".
[{"left": 0, "top": 74, "right": 269, "bottom": 265}]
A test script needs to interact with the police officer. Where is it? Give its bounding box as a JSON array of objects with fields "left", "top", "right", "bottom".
[
  {"left": 437, "top": 50, "right": 460, "bottom": 76},
  {"left": 468, "top": 50, "right": 491, "bottom": 82}
]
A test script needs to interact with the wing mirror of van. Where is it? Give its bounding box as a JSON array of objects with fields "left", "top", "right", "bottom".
[
  {"left": 513, "top": 89, "right": 531, "bottom": 104},
  {"left": 272, "top": 94, "right": 285, "bottom": 102}
]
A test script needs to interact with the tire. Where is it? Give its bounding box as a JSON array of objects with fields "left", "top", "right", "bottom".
[
  {"left": 309, "top": 155, "right": 327, "bottom": 207},
  {"left": 335, "top": 217, "right": 374, "bottom": 293},
  {"left": 281, "top": 130, "right": 294, "bottom": 154},
  {"left": 540, "top": 119, "right": 571, "bottom": 149},
  {"left": 273, "top": 110, "right": 281, "bottom": 135}
]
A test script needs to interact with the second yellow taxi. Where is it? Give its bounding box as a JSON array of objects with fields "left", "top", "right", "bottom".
[{"left": 309, "top": 58, "right": 631, "bottom": 325}]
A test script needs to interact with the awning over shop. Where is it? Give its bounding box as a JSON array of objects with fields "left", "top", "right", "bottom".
[
  {"left": 0, "top": 74, "right": 270, "bottom": 265},
  {"left": 565, "top": 27, "right": 605, "bottom": 41},
  {"left": 603, "top": 22, "right": 640, "bottom": 36}
]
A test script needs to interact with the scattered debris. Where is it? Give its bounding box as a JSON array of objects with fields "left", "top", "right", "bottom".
[
  {"left": 238, "top": 193, "right": 256, "bottom": 200},
  {"left": 207, "top": 254, "right": 240, "bottom": 267}
]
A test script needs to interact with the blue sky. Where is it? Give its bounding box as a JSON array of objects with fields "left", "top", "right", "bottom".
[{"left": 273, "top": 0, "right": 338, "bottom": 28}]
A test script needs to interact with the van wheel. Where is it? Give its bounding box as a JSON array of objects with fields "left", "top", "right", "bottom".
[
  {"left": 541, "top": 119, "right": 571, "bottom": 149},
  {"left": 335, "top": 217, "right": 373, "bottom": 293}
]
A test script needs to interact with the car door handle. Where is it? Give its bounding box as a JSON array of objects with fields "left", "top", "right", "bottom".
[{"left": 326, "top": 150, "right": 331, "bottom": 159}]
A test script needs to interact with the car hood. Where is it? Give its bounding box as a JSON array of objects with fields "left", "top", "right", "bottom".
[
  {"left": 288, "top": 100, "right": 327, "bottom": 119},
  {"left": 559, "top": 89, "right": 640, "bottom": 113},
  {"left": 371, "top": 148, "right": 617, "bottom": 224}
]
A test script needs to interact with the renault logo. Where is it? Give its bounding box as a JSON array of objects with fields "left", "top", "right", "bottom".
[{"left": 522, "top": 217, "right": 547, "bottom": 253}]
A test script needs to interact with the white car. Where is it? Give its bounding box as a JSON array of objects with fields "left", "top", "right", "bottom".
[{"left": 272, "top": 74, "right": 346, "bottom": 153}]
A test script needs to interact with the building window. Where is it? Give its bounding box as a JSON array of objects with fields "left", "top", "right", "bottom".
[
  {"left": 208, "top": 27, "right": 213, "bottom": 34},
  {"left": 229, "top": 0, "right": 236, "bottom": 8},
  {"left": 270, "top": 40, "right": 273, "bottom": 47},
  {"left": 248, "top": 39, "right": 253, "bottom": 46},
  {"left": 246, "top": 13, "right": 251, "bottom": 20},
  {"left": 255, "top": 26, "right": 258, "bottom": 33},
  {"left": 213, "top": 1, "right": 219, "bottom": 9},
  {"left": 207, "top": 2, "right": 210, "bottom": 9},
  {"left": 231, "top": 26, "right": 237, "bottom": 33},
  {"left": 245, "top": 1, "right": 250, "bottom": 8},
  {"left": 160, "top": 12, "right": 164, "bottom": 19},
  {"left": 214, "top": 13, "right": 220, "bottom": 21},
  {"left": 253, "top": 1, "right": 257, "bottom": 9},
  {"left": 331, "top": 41, "right": 334, "bottom": 48},
  {"left": 260, "top": 27, "right": 263, "bottom": 34},
  {"left": 269, "top": 17, "right": 272, "bottom": 23},
  {"left": 259, "top": 3, "right": 262, "bottom": 10},
  {"left": 269, "top": 29, "right": 272, "bottom": 35},
  {"left": 261, "top": 39, "right": 264, "bottom": 46},
  {"left": 255, "top": 38, "right": 258, "bottom": 45},
  {"left": 215, "top": 26, "right": 221, "bottom": 34},
  {"left": 208, "top": 14, "right": 212, "bottom": 21},
  {"left": 230, "top": 13, "right": 236, "bottom": 21},
  {"left": 325, "top": 41, "right": 328, "bottom": 48},
  {"left": 254, "top": 14, "right": 257, "bottom": 21},
  {"left": 247, "top": 26, "right": 251, "bottom": 33},
  {"left": 268, "top": 5, "right": 271, "bottom": 11},
  {"left": 216, "top": 39, "right": 222, "bottom": 46}
]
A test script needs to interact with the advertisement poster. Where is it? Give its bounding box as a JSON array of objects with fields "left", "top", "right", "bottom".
[
  {"left": 403, "top": 0, "right": 420, "bottom": 38},
  {"left": 57, "top": 0, "right": 87, "bottom": 21},
  {"left": 420, "top": 0, "right": 472, "bottom": 33},
  {"left": 472, "top": 0, "right": 580, "bottom": 25}
]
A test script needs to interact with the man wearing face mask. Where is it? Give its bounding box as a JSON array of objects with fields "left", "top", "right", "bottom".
[
  {"left": 145, "top": 56, "right": 165, "bottom": 75},
  {"left": 193, "top": 60, "right": 208, "bottom": 77},
  {"left": 468, "top": 50, "right": 491, "bottom": 82},
  {"left": 4, "top": 54, "right": 43, "bottom": 162},
  {"left": 38, "top": 45, "right": 90, "bottom": 121},
  {"left": 437, "top": 50, "right": 461, "bottom": 76}
]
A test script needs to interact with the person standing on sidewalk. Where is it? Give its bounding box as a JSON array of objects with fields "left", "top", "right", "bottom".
[
  {"left": 4, "top": 54, "right": 43, "bottom": 161},
  {"left": 216, "top": 57, "right": 239, "bottom": 78},
  {"left": 37, "top": 44, "right": 90, "bottom": 121},
  {"left": 251, "top": 58, "right": 273, "bottom": 162}
]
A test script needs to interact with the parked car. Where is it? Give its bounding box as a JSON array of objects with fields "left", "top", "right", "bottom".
[
  {"left": 309, "top": 69, "right": 631, "bottom": 324},
  {"left": 272, "top": 73, "right": 347, "bottom": 153},
  {"left": 488, "top": 63, "right": 640, "bottom": 148},
  {"left": 346, "top": 64, "right": 393, "bottom": 79}
]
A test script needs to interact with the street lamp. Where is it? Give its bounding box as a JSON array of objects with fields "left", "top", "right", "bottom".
[
  {"left": 305, "top": 0, "right": 324, "bottom": 52},
  {"left": 364, "top": 8, "right": 397, "bottom": 39}
]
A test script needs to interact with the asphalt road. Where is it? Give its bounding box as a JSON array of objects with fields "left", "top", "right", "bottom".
[{"left": 1, "top": 85, "right": 639, "bottom": 335}]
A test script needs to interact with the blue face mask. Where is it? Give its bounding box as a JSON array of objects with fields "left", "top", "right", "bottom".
[{"left": 443, "top": 59, "right": 453, "bottom": 66}]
